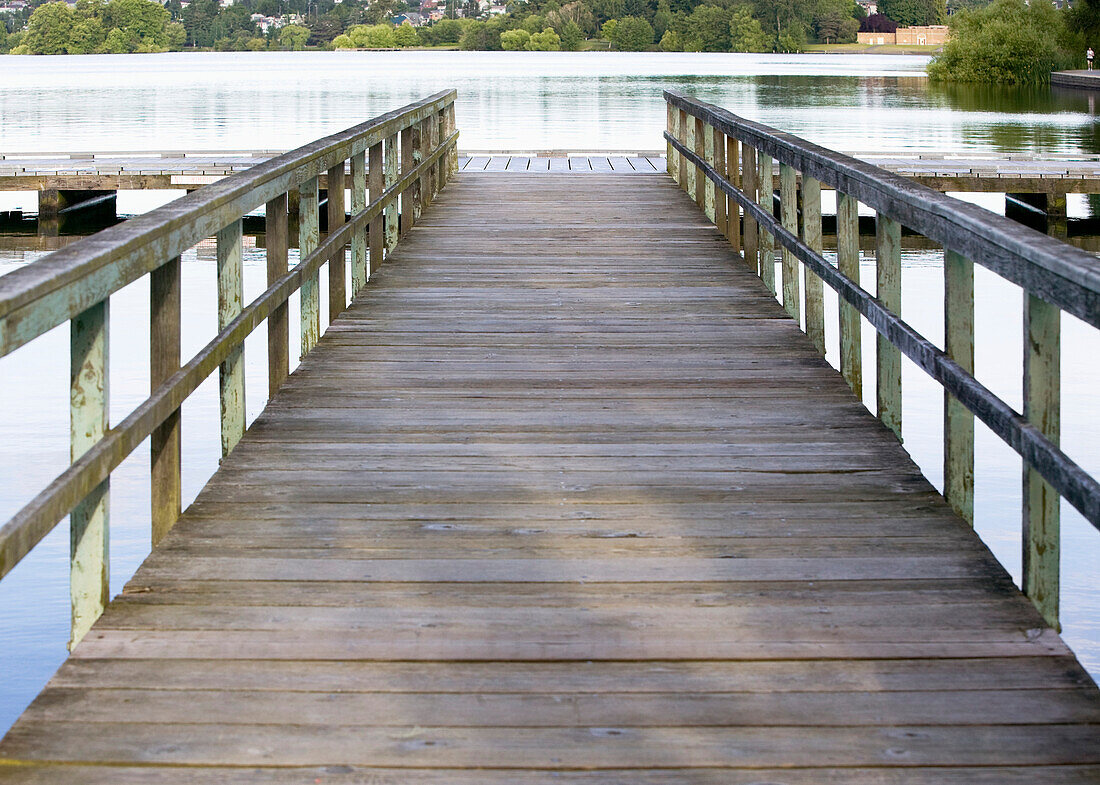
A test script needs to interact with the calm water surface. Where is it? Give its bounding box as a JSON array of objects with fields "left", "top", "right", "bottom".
[{"left": 1, "top": 51, "right": 1099, "bottom": 734}]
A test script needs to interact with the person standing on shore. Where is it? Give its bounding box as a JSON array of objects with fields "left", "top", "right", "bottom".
[{"left": 1088, "top": 47, "right": 1095, "bottom": 71}]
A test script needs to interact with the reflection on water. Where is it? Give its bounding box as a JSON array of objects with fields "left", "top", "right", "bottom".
[{"left": 2, "top": 52, "right": 1100, "bottom": 735}]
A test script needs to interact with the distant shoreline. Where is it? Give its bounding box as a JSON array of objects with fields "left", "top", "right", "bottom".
[{"left": 1, "top": 45, "right": 938, "bottom": 56}]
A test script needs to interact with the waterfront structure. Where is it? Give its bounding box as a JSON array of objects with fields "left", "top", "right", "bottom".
[{"left": 858, "top": 24, "right": 949, "bottom": 45}]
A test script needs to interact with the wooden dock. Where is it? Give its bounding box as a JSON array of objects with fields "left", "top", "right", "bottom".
[{"left": 2, "top": 170, "right": 1098, "bottom": 782}]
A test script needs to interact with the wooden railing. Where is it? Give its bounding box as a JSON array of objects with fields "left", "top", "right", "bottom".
[
  {"left": 664, "top": 89, "right": 1100, "bottom": 630},
  {"left": 0, "top": 90, "right": 459, "bottom": 647}
]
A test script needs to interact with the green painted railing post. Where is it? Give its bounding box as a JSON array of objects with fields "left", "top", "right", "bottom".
[
  {"left": 758, "top": 154, "right": 775, "bottom": 294},
  {"left": 1023, "top": 294, "right": 1061, "bottom": 629},
  {"left": 713, "top": 126, "right": 726, "bottom": 236},
  {"left": 350, "top": 152, "right": 368, "bottom": 295},
  {"left": 702, "top": 120, "right": 715, "bottom": 222},
  {"left": 150, "top": 256, "right": 181, "bottom": 547},
  {"left": 944, "top": 249, "right": 974, "bottom": 525},
  {"left": 384, "top": 133, "right": 399, "bottom": 254},
  {"left": 876, "top": 212, "right": 902, "bottom": 440},
  {"left": 299, "top": 176, "right": 320, "bottom": 353},
  {"left": 368, "top": 142, "right": 383, "bottom": 277},
  {"left": 266, "top": 194, "right": 290, "bottom": 397},
  {"left": 726, "top": 136, "right": 740, "bottom": 255},
  {"left": 401, "top": 121, "right": 422, "bottom": 238},
  {"left": 802, "top": 177, "right": 825, "bottom": 356},
  {"left": 837, "top": 192, "right": 862, "bottom": 399},
  {"left": 70, "top": 301, "right": 109, "bottom": 648},
  {"left": 741, "top": 144, "right": 758, "bottom": 272},
  {"left": 779, "top": 163, "right": 799, "bottom": 321},
  {"left": 667, "top": 104, "right": 679, "bottom": 185},
  {"left": 327, "top": 162, "right": 346, "bottom": 321},
  {"left": 216, "top": 218, "right": 245, "bottom": 458}
]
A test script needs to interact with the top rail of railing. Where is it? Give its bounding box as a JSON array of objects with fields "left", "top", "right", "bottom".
[{"left": 663, "top": 89, "right": 1098, "bottom": 630}]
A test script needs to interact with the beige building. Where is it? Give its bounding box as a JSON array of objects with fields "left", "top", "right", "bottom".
[{"left": 858, "top": 25, "right": 949, "bottom": 45}]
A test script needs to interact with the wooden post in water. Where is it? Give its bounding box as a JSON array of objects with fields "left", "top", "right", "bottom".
[
  {"left": 216, "top": 218, "right": 245, "bottom": 458},
  {"left": 401, "top": 121, "right": 422, "bottom": 238},
  {"left": 943, "top": 249, "right": 974, "bottom": 525},
  {"left": 350, "top": 152, "right": 368, "bottom": 294},
  {"left": 266, "top": 194, "right": 290, "bottom": 397},
  {"left": 758, "top": 154, "right": 775, "bottom": 293},
  {"left": 384, "top": 134, "right": 398, "bottom": 255},
  {"left": 713, "top": 127, "right": 726, "bottom": 236},
  {"left": 667, "top": 104, "right": 679, "bottom": 185},
  {"left": 742, "top": 144, "right": 758, "bottom": 272},
  {"left": 368, "top": 143, "right": 383, "bottom": 277},
  {"left": 1023, "top": 294, "right": 1061, "bottom": 629},
  {"left": 299, "top": 176, "right": 320, "bottom": 352},
  {"left": 876, "top": 213, "right": 902, "bottom": 440},
  {"left": 327, "top": 162, "right": 346, "bottom": 321},
  {"left": 70, "top": 301, "right": 109, "bottom": 649},
  {"left": 150, "top": 256, "right": 181, "bottom": 547},
  {"left": 725, "top": 136, "right": 740, "bottom": 255},
  {"left": 779, "top": 163, "right": 799, "bottom": 321},
  {"left": 837, "top": 192, "right": 862, "bottom": 398},
  {"left": 802, "top": 177, "right": 825, "bottom": 356}
]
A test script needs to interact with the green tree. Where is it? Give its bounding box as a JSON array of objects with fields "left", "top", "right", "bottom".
[
  {"left": 613, "top": 14, "right": 653, "bottom": 49},
  {"left": 813, "top": 9, "right": 858, "bottom": 41},
  {"left": 23, "top": 2, "right": 77, "bottom": 54},
  {"left": 729, "top": 5, "right": 769, "bottom": 50},
  {"left": 659, "top": 27, "right": 682, "bottom": 48},
  {"left": 682, "top": 3, "right": 731, "bottom": 51},
  {"left": 181, "top": 0, "right": 219, "bottom": 47},
  {"left": 652, "top": 0, "right": 672, "bottom": 36},
  {"left": 878, "top": 0, "right": 944, "bottom": 25},
  {"left": 460, "top": 19, "right": 504, "bottom": 48},
  {"left": 500, "top": 26, "right": 531, "bottom": 47},
  {"left": 166, "top": 20, "right": 186, "bottom": 49},
  {"left": 0, "top": 26, "right": 9, "bottom": 54},
  {"left": 526, "top": 25, "right": 562, "bottom": 48},
  {"left": 68, "top": 17, "right": 107, "bottom": 53},
  {"left": 279, "top": 23, "right": 311, "bottom": 49},
  {"left": 600, "top": 17, "right": 619, "bottom": 42},
  {"left": 347, "top": 23, "right": 394, "bottom": 46},
  {"left": 928, "top": 0, "right": 1072, "bottom": 83},
  {"left": 393, "top": 21, "right": 419, "bottom": 45},
  {"left": 559, "top": 19, "right": 584, "bottom": 48},
  {"left": 333, "top": 32, "right": 355, "bottom": 46}
]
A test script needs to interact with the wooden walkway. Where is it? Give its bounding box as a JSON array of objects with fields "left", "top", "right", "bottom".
[{"left": 2, "top": 172, "right": 1099, "bottom": 782}]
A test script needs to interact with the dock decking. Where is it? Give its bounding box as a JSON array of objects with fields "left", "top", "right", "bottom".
[{"left": 1, "top": 171, "right": 1099, "bottom": 782}]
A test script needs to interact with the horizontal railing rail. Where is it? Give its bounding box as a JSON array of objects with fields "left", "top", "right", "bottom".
[
  {"left": 664, "top": 89, "right": 1098, "bottom": 630},
  {"left": 0, "top": 90, "right": 459, "bottom": 646}
]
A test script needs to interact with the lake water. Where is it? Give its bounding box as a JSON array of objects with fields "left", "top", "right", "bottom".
[{"left": 1, "top": 51, "right": 1099, "bottom": 735}]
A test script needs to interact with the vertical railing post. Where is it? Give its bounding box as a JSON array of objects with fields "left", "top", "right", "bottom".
[
  {"left": 837, "top": 192, "right": 862, "bottom": 398},
  {"left": 435, "top": 106, "right": 447, "bottom": 194},
  {"left": 350, "top": 151, "right": 368, "bottom": 294},
  {"left": 943, "top": 249, "right": 974, "bottom": 525},
  {"left": 419, "top": 115, "right": 434, "bottom": 211},
  {"left": 758, "top": 154, "right": 775, "bottom": 293},
  {"left": 876, "top": 213, "right": 902, "bottom": 440},
  {"left": 802, "top": 177, "right": 825, "bottom": 356},
  {"left": 684, "top": 112, "right": 696, "bottom": 199},
  {"left": 150, "top": 256, "right": 181, "bottom": 547},
  {"left": 384, "top": 133, "right": 399, "bottom": 257},
  {"left": 299, "top": 176, "right": 320, "bottom": 353},
  {"left": 327, "top": 162, "right": 346, "bottom": 322},
  {"left": 742, "top": 144, "right": 758, "bottom": 272},
  {"left": 713, "top": 126, "right": 726, "bottom": 236},
  {"left": 70, "top": 301, "right": 109, "bottom": 649},
  {"left": 1023, "top": 294, "right": 1061, "bottom": 629},
  {"left": 217, "top": 218, "right": 245, "bottom": 458},
  {"left": 444, "top": 100, "right": 458, "bottom": 182},
  {"left": 369, "top": 142, "right": 383, "bottom": 276},
  {"left": 779, "top": 163, "right": 799, "bottom": 321},
  {"left": 678, "top": 110, "right": 689, "bottom": 194},
  {"left": 726, "top": 135, "right": 740, "bottom": 254},
  {"left": 266, "top": 194, "right": 290, "bottom": 396},
  {"left": 667, "top": 103, "right": 679, "bottom": 185},
  {"left": 701, "top": 119, "right": 714, "bottom": 221},
  {"left": 694, "top": 117, "right": 706, "bottom": 212},
  {"left": 401, "top": 120, "right": 422, "bottom": 238}
]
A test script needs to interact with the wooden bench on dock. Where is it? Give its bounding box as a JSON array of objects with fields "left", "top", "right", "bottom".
[{"left": 0, "top": 90, "right": 1098, "bottom": 782}]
